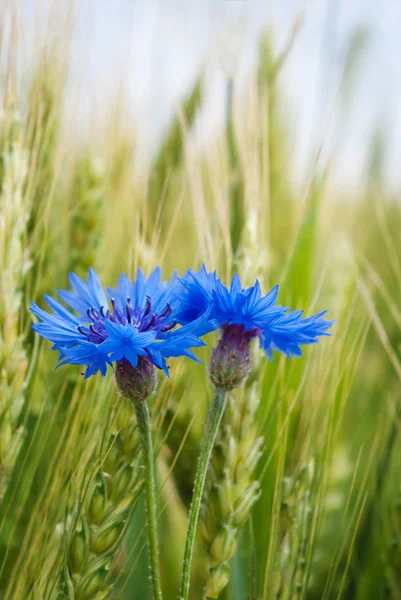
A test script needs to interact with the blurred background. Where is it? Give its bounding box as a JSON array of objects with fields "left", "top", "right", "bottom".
[
  {"left": 19, "top": 0, "right": 401, "bottom": 189},
  {"left": 1, "top": 1, "right": 401, "bottom": 599}
]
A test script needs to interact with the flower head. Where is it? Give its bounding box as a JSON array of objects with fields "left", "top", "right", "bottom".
[
  {"left": 30, "top": 267, "right": 210, "bottom": 383},
  {"left": 177, "top": 266, "right": 333, "bottom": 389}
]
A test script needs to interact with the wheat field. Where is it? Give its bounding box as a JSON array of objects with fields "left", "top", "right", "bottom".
[{"left": 0, "top": 4, "right": 400, "bottom": 600}]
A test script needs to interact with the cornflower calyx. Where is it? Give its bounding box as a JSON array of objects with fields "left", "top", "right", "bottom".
[
  {"left": 209, "top": 324, "right": 257, "bottom": 391},
  {"left": 115, "top": 356, "right": 157, "bottom": 403}
]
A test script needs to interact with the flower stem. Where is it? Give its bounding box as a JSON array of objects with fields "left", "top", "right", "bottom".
[
  {"left": 179, "top": 389, "right": 227, "bottom": 600},
  {"left": 134, "top": 399, "right": 163, "bottom": 600}
]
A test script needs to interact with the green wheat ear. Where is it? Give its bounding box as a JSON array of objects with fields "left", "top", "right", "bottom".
[
  {"left": 200, "top": 385, "right": 263, "bottom": 598},
  {"left": 0, "top": 105, "right": 31, "bottom": 500},
  {"left": 57, "top": 394, "right": 143, "bottom": 599},
  {"left": 68, "top": 153, "right": 107, "bottom": 276}
]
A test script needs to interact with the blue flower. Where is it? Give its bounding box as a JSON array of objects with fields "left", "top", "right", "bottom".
[
  {"left": 30, "top": 268, "right": 210, "bottom": 379},
  {"left": 174, "top": 265, "right": 219, "bottom": 331},
  {"left": 177, "top": 266, "right": 333, "bottom": 361}
]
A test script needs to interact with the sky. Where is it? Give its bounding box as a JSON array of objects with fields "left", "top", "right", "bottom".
[{"left": 21, "top": 0, "right": 401, "bottom": 191}]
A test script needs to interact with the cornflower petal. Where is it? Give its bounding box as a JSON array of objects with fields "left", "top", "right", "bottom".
[
  {"left": 87, "top": 268, "right": 109, "bottom": 309},
  {"left": 108, "top": 273, "right": 132, "bottom": 312},
  {"left": 44, "top": 294, "right": 80, "bottom": 325},
  {"left": 230, "top": 273, "right": 242, "bottom": 298}
]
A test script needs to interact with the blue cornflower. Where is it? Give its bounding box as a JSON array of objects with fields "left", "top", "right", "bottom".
[
  {"left": 30, "top": 268, "right": 210, "bottom": 389},
  {"left": 176, "top": 266, "right": 333, "bottom": 389}
]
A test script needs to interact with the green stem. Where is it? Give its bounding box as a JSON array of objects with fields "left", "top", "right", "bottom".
[
  {"left": 179, "top": 389, "right": 227, "bottom": 600},
  {"left": 134, "top": 400, "right": 163, "bottom": 600}
]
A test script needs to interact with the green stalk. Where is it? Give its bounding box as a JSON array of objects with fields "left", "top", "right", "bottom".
[
  {"left": 134, "top": 399, "right": 163, "bottom": 600},
  {"left": 180, "top": 389, "right": 227, "bottom": 600}
]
